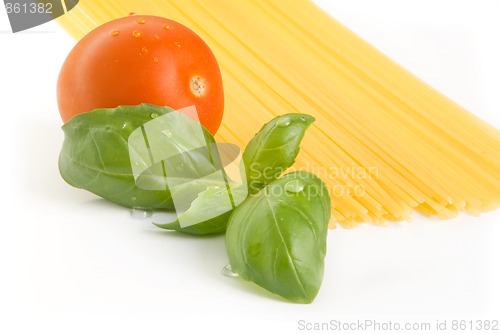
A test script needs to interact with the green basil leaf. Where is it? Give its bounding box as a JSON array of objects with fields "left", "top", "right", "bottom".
[
  {"left": 59, "top": 103, "right": 216, "bottom": 209},
  {"left": 243, "top": 113, "right": 315, "bottom": 195},
  {"left": 225, "top": 171, "right": 331, "bottom": 304},
  {"left": 154, "top": 184, "right": 247, "bottom": 235}
]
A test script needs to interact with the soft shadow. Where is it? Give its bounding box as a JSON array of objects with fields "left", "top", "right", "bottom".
[
  {"left": 142, "top": 227, "right": 224, "bottom": 240},
  {"left": 223, "top": 275, "right": 293, "bottom": 304},
  {"left": 80, "top": 197, "right": 131, "bottom": 211}
]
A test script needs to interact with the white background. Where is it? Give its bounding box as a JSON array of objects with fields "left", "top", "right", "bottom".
[{"left": 1, "top": 1, "right": 499, "bottom": 333}]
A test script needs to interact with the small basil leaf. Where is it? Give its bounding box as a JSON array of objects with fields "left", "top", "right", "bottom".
[
  {"left": 59, "top": 104, "right": 216, "bottom": 209},
  {"left": 154, "top": 184, "right": 247, "bottom": 235},
  {"left": 243, "top": 113, "right": 315, "bottom": 195},
  {"left": 225, "top": 171, "right": 331, "bottom": 304}
]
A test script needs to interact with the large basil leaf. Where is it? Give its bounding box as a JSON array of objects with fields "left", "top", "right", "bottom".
[
  {"left": 59, "top": 104, "right": 216, "bottom": 209},
  {"left": 243, "top": 113, "right": 314, "bottom": 195},
  {"left": 225, "top": 171, "right": 331, "bottom": 304},
  {"left": 154, "top": 184, "right": 247, "bottom": 235}
]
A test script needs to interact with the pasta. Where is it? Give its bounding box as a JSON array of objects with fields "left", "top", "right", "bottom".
[{"left": 56, "top": 0, "right": 500, "bottom": 228}]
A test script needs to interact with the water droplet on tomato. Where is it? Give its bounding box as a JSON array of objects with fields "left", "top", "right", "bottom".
[
  {"left": 162, "top": 129, "right": 172, "bottom": 137},
  {"left": 150, "top": 113, "right": 159, "bottom": 119},
  {"left": 137, "top": 18, "right": 146, "bottom": 24},
  {"left": 163, "top": 24, "right": 170, "bottom": 30},
  {"left": 141, "top": 47, "right": 149, "bottom": 54},
  {"left": 111, "top": 30, "right": 119, "bottom": 36},
  {"left": 129, "top": 12, "right": 136, "bottom": 16},
  {"left": 153, "top": 57, "right": 159, "bottom": 64},
  {"left": 221, "top": 264, "right": 239, "bottom": 278},
  {"left": 284, "top": 180, "right": 305, "bottom": 193},
  {"left": 174, "top": 42, "right": 181, "bottom": 48},
  {"left": 133, "top": 31, "right": 141, "bottom": 38},
  {"left": 277, "top": 118, "right": 291, "bottom": 128},
  {"left": 154, "top": 34, "right": 160, "bottom": 40},
  {"left": 131, "top": 208, "right": 153, "bottom": 219}
]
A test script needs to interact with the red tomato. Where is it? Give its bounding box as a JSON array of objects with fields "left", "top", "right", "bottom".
[{"left": 57, "top": 15, "right": 224, "bottom": 135}]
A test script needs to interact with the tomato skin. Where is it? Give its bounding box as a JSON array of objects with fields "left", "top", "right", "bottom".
[{"left": 57, "top": 15, "right": 224, "bottom": 135}]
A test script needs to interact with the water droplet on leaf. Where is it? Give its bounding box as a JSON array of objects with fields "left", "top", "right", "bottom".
[
  {"left": 162, "top": 129, "right": 172, "bottom": 137},
  {"left": 221, "top": 264, "right": 239, "bottom": 278},
  {"left": 150, "top": 112, "right": 159, "bottom": 119},
  {"left": 131, "top": 208, "right": 153, "bottom": 219},
  {"left": 284, "top": 180, "right": 305, "bottom": 193},
  {"left": 277, "top": 118, "right": 291, "bottom": 127}
]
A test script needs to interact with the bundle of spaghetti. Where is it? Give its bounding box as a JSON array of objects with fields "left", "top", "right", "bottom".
[{"left": 56, "top": 0, "right": 500, "bottom": 228}]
